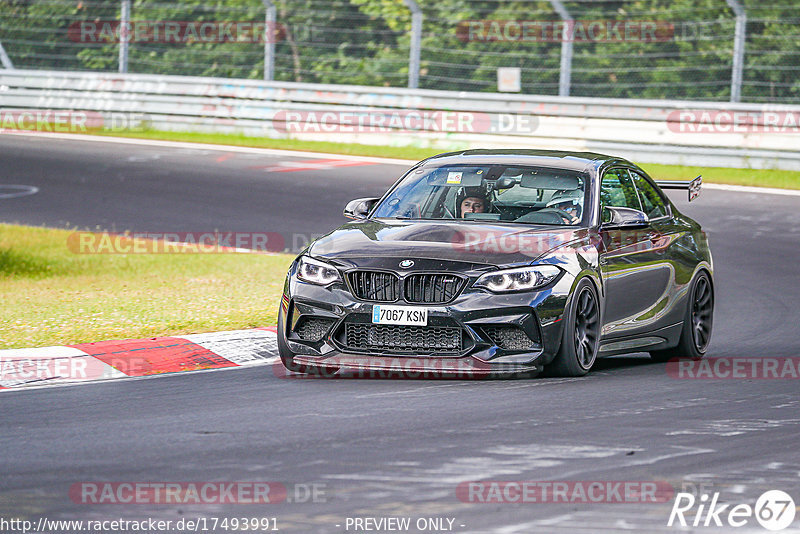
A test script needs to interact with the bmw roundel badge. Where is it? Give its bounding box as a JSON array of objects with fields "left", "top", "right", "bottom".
[{"left": 399, "top": 259, "right": 415, "bottom": 269}]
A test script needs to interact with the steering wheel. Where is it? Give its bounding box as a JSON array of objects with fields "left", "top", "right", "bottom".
[{"left": 537, "top": 208, "right": 576, "bottom": 224}]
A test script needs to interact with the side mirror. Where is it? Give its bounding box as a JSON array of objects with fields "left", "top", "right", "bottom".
[
  {"left": 343, "top": 197, "right": 379, "bottom": 220},
  {"left": 601, "top": 206, "right": 649, "bottom": 229}
]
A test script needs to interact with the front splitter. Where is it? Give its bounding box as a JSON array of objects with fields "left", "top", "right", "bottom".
[{"left": 291, "top": 353, "right": 541, "bottom": 378}]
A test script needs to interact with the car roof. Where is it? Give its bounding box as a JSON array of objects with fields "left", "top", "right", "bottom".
[{"left": 419, "top": 149, "right": 635, "bottom": 174}]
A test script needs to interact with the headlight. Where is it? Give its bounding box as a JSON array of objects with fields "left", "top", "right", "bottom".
[
  {"left": 474, "top": 265, "right": 561, "bottom": 293},
  {"left": 297, "top": 256, "right": 341, "bottom": 286}
]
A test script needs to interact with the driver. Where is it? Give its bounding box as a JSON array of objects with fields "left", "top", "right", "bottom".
[
  {"left": 456, "top": 187, "right": 488, "bottom": 218},
  {"left": 546, "top": 190, "right": 583, "bottom": 224}
]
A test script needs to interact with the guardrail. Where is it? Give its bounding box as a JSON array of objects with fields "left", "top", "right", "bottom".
[{"left": 2, "top": 69, "right": 800, "bottom": 170}]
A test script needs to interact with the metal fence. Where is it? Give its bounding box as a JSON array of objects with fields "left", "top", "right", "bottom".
[{"left": 1, "top": 1, "right": 798, "bottom": 104}]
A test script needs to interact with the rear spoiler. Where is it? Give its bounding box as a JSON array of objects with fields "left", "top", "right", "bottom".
[{"left": 656, "top": 175, "right": 702, "bottom": 202}]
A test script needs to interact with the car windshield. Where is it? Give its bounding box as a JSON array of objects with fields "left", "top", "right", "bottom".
[{"left": 372, "top": 164, "right": 589, "bottom": 225}]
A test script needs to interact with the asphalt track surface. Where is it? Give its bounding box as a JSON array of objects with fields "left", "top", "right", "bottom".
[{"left": 2, "top": 134, "right": 800, "bottom": 533}]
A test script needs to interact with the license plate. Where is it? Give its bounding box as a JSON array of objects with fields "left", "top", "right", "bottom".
[{"left": 372, "top": 305, "right": 428, "bottom": 325}]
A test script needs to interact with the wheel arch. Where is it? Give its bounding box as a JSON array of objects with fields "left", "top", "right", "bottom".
[{"left": 543, "top": 271, "right": 603, "bottom": 365}]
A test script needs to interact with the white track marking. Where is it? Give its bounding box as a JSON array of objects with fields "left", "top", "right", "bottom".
[
  {"left": 325, "top": 445, "right": 635, "bottom": 485},
  {"left": 0, "top": 185, "right": 39, "bottom": 199},
  {"left": 666, "top": 418, "right": 800, "bottom": 436},
  {"left": 554, "top": 445, "right": 717, "bottom": 480}
]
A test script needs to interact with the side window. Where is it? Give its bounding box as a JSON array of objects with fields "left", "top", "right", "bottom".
[
  {"left": 630, "top": 171, "right": 668, "bottom": 219},
  {"left": 600, "top": 168, "right": 641, "bottom": 220}
]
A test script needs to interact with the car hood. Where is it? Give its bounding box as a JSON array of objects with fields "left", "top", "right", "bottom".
[{"left": 307, "top": 219, "right": 588, "bottom": 268}]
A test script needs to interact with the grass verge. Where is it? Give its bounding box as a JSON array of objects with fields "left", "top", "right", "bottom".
[
  {"left": 96, "top": 129, "right": 800, "bottom": 190},
  {"left": 642, "top": 163, "right": 800, "bottom": 190},
  {"left": 0, "top": 224, "right": 294, "bottom": 349},
  {"left": 95, "top": 129, "right": 436, "bottom": 161}
]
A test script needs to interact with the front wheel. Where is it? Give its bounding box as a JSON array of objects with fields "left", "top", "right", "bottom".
[
  {"left": 650, "top": 271, "right": 713, "bottom": 362},
  {"left": 545, "top": 279, "right": 601, "bottom": 377}
]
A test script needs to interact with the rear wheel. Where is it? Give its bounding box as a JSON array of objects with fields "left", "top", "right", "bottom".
[
  {"left": 546, "top": 279, "right": 601, "bottom": 377},
  {"left": 650, "top": 271, "right": 713, "bottom": 362}
]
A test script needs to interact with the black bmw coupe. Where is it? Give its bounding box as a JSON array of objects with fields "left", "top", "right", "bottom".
[{"left": 277, "top": 150, "right": 713, "bottom": 377}]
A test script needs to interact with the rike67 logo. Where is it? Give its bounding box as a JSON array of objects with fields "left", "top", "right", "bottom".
[{"left": 668, "top": 490, "right": 796, "bottom": 531}]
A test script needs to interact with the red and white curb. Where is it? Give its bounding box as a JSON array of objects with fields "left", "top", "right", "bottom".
[{"left": 0, "top": 327, "right": 279, "bottom": 392}]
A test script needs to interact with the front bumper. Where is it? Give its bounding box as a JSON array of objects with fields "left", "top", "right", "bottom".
[{"left": 277, "top": 266, "right": 573, "bottom": 376}]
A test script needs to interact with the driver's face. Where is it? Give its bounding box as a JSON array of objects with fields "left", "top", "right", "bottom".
[{"left": 461, "top": 197, "right": 485, "bottom": 216}]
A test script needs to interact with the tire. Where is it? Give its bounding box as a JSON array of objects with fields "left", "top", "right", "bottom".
[
  {"left": 650, "top": 271, "right": 713, "bottom": 362},
  {"left": 545, "top": 278, "right": 601, "bottom": 377}
]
